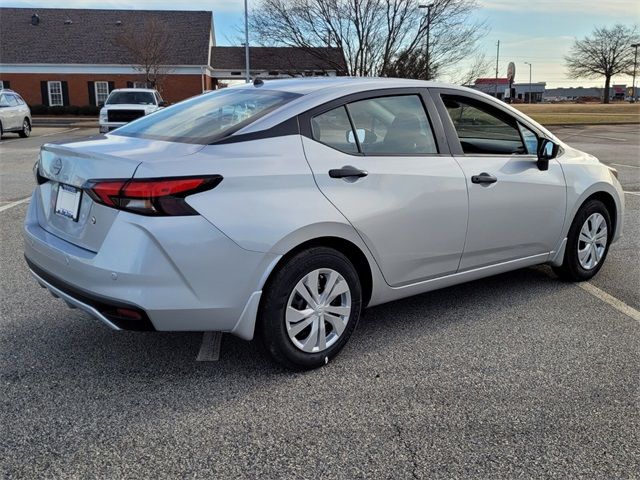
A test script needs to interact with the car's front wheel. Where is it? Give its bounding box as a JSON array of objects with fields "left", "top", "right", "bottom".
[
  {"left": 259, "top": 247, "right": 362, "bottom": 370},
  {"left": 19, "top": 118, "right": 31, "bottom": 138},
  {"left": 553, "top": 199, "right": 611, "bottom": 281}
]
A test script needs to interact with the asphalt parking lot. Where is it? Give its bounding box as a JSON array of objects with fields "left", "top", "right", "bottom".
[{"left": 1, "top": 125, "right": 638, "bottom": 478}]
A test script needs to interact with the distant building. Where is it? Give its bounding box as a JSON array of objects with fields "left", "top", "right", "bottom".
[
  {"left": 470, "top": 78, "right": 546, "bottom": 103},
  {"left": 471, "top": 78, "right": 510, "bottom": 100},
  {"left": 543, "top": 87, "right": 603, "bottom": 102},
  {"left": 0, "top": 8, "right": 346, "bottom": 108},
  {"left": 209, "top": 47, "right": 346, "bottom": 86},
  {"left": 0, "top": 8, "right": 214, "bottom": 106}
]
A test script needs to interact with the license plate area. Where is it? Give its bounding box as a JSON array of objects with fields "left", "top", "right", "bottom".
[{"left": 55, "top": 184, "right": 82, "bottom": 221}]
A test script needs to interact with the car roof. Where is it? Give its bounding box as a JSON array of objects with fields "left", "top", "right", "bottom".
[{"left": 229, "top": 76, "right": 450, "bottom": 95}]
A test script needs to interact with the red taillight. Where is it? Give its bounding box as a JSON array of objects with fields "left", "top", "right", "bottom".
[{"left": 85, "top": 175, "right": 222, "bottom": 216}]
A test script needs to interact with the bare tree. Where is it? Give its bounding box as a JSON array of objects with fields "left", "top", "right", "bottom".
[
  {"left": 565, "top": 24, "right": 639, "bottom": 104},
  {"left": 114, "top": 17, "right": 173, "bottom": 91},
  {"left": 250, "top": 0, "right": 486, "bottom": 79},
  {"left": 449, "top": 53, "right": 491, "bottom": 86}
]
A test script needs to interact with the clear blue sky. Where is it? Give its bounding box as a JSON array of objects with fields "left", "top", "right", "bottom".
[{"left": 4, "top": 0, "right": 640, "bottom": 87}]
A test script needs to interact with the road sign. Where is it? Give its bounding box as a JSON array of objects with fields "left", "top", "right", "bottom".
[{"left": 507, "top": 62, "right": 516, "bottom": 82}]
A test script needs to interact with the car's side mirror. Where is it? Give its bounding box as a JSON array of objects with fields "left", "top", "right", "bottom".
[
  {"left": 158, "top": 101, "right": 166, "bottom": 107},
  {"left": 537, "top": 138, "right": 558, "bottom": 171},
  {"left": 98, "top": 101, "right": 104, "bottom": 107}
]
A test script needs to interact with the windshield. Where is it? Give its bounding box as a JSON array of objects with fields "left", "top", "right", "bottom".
[
  {"left": 111, "top": 88, "right": 301, "bottom": 144},
  {"left": 106, "top": 91, "right": 156, "bottom": 105}
]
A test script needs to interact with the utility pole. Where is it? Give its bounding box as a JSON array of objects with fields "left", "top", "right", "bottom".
[
  {"left": 495, "top": 40, "right": 500, "bottom": 98},
  {"left": 418, "top": 3, "right": 434, "bottom": 80},
  {"left": 524, "top": 61, "right": 532, "bottom": 103},
  {"left": 244, "top": 0, "right": 250, "bottom": 83},
  {"left": 631, "top": 43, "right": 639, "bottom": 103}
]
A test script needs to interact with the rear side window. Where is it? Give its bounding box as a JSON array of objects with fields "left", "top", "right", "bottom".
[
  {"left": 442, "top": 95, "right": 526, "bottom": 155},
  {"left": 113, "top": 88, "right": 301, "bottom": 144},
  {"left": 347, "top": 95, "right": 437, "bottom": 154},
  {"left": 312, "top": 106, "right": 358, "bottom": 154},
  {"left": 311, "top": 94, "right": 438, "bottom": 155}
]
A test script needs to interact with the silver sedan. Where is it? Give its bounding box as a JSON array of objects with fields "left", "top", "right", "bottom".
[{"left": 24, "top": 78, "right": 624, "bottom": 369}]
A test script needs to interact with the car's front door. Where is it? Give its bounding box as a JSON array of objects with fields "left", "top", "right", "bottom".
[
  {"left": 300, "top": 90, "right": 468, "bottom": 287},
  {"left": 433, "top": 90, "right": 566, "bottom": 271}
]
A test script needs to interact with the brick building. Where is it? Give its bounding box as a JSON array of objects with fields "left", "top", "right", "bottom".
[{"left": 0, "top": 8, "right": 214, "bottom": 106}]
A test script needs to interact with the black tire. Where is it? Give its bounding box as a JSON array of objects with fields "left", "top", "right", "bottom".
[
  {"left": 552, "top": 199, "right": 611, "bottom": 282},
  {"left": 259, "top": 246, "right": 362, "bottom": 370},
  {"left": 18, "top": 118, "right": 30, "bottom": 138}
]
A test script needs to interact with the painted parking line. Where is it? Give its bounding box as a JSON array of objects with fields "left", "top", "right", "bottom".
[
  {"left": 624, "top": 191, "right": 640, "bottom": 197},
  {"left": 0, "top": 197, "right": 30, "bottom": 213},
  {"left": 612, "top": 163, "right": 640, "bottom": 169},
  {"left": 578, "top": 282, "right": 640, "bottom": 324},
  {"left": 39, "top": 127, "right": 80, "bottom": 137}
]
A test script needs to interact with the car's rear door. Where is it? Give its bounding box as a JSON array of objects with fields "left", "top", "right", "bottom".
[
  {"left": 431, "top": 88, "right": 566, "bottom": 271},
  {"left": 300, "top": 89, "right": 468, "bottom": 287}
]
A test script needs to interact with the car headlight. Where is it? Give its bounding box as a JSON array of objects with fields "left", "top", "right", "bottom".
[{"left": 99, "top": 110, "right": 107, "bottom": 121}]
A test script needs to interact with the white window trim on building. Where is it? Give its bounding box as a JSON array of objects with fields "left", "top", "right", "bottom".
[
  {"left": 133, "top": 81, "right": 148, "bottom": 88},
  {"left": 95, "top": 81, "right": 109, "bottom": 105},
  {"left": 48, "top": 80, "right": 63, "bottom": 106},
  {"left": 0, "top": 81, "right": 4, "bottom": 89}
]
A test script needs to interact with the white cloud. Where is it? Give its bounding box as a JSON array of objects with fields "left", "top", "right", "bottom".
[{"left": 481, "top": 0, "right": 639, "bottom": 16}]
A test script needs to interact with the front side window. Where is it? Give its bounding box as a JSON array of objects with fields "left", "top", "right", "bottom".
[
  {"left": 6, "top": 94, "right": 19, "bottom": 107},
  {"left": 519, "top": 123, "right": 539, "bottom": 155},
  {"left": 95, "top": 81, "right": 110, "bottom": 105},
  {"left": 106, "top": 91, "right": 156, "bottom": 105},
  {"left": 113, "top": 88, "right": 300, "bottom": 144},
  {"left": 0, "top": 94, "right": 9, "bottom": 107},
  {"left": 347, "top": 95, "right": 437, "bottom": 154},
  {"left": 312, "top": 106, "right": 358, "bottom": 154},
  {"left": 48, "top": 81, "right": 63, "bottom": 106},
  {"left": 442, "top": 95, "right": 526, "bottom": 155}
]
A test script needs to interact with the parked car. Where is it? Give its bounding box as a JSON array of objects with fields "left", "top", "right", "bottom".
[
  {"left": 0, "top": 89, "right": 31, "bottom": 138},
  {"left": 25, "top": 78, "right": 624, "bottom": 369},
  {"left": 99, "top": 88, "right": 165, "bottom": 133}
]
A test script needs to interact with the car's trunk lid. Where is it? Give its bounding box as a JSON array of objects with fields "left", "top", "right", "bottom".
[{"left": 36, "top": 135, "right": 204, "bottom": 252}]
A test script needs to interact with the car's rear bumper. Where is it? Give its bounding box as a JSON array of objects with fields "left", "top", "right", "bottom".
[{"left": 23, "top": 190, "right": 279, "bottom": 338}]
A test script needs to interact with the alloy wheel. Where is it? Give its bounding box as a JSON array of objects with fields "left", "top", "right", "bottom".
[
  {"left": 285, "top": 268, "right": 351, "bottom": 353},
  {"left": 577, "top": 212, "right": 607, "bottom": 270}
]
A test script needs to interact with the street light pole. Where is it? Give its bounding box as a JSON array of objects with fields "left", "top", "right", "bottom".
[
  {"left": 244, "top": 0, "right": 250, "bottom": 83},
  {"left": 631, "top": 43, "right": 639, "bottom": 103},
  {"left": 524, "top": 61, "right": 532, "bottom": 103},
  {"left": 418, "top": 4, "right": 433, "bottom": 80},
  {"left": 495, "top": 40, "right": 500, "bottom": 98}
]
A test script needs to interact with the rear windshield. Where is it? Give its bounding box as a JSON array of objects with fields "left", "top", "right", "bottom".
[
  {"left": 111, "top": 88, "right": 301, "bottom": 144},
  {"left": 106, "top": 91, "right": 156, "bottom": 105}
]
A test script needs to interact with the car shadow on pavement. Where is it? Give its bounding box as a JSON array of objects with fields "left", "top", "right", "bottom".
[{"left": 4, "top": 264, "right": 566, "bottom": 382}]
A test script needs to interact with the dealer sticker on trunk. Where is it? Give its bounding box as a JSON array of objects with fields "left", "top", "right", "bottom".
[{"left": 55, "top": 184, "right": 82, "bottom": 222}]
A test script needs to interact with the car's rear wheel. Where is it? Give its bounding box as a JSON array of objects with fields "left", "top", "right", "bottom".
[
  {"left": 19, "top": 118, "right": 31, "bottom": 138},
  {"left": 553, "top": 199, "right": 611, "bottom": 281},
  {"left": 259, "top": 247, "right": 362, "bottom": 370}
]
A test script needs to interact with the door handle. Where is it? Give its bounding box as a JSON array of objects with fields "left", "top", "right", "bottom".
[
  {"left": 471, "top": 172, "right": 497, "bottom": 184},
  {"left": 329, "top": 166, "right": 368, "bottom": 179}
]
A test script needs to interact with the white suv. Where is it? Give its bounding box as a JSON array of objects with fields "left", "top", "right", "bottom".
[
  {"left": 0, "top": 89, "right": 31, "bottom": 138},
  {"left": 99, "top": 88, "right": 165, "bottom": 133}
]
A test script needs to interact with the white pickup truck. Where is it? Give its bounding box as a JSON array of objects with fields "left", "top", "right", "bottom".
[{"left": 99, "top": 88, "right": 166, "bottom": 133}]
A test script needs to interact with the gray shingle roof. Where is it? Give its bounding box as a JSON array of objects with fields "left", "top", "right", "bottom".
[
  {"left": 0, "top": 8, "right": 212, "bottom": 65},
  {"left": 210, "top": 47, "right": 346, "bottom": 73}
]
